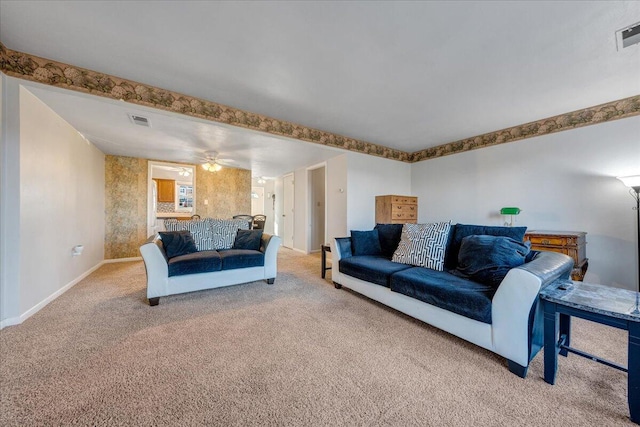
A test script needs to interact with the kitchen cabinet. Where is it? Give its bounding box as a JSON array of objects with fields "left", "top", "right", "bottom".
[{"left": 155, "top": 179, "right": 175, "bottom": 203}]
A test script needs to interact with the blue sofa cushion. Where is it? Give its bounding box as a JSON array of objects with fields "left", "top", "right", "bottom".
[
  {"left": 339, "top": 256, "right": 412, "bottom": 288},
  {"left": 351, "top": 229, "right": 382, "bottom": 256},
  {"left": 454, "top": 235, "right": 530, "bottom": 287},
  {"left": 159, "top": 230, "right": 198, "bottom": 259},
  {"left": 335, "top": 237, "right": 352, "bottom": 258},
  {"left": 444, "top": 224, "right": 527, "bottom": 270},
  {"left": 390, "top": 267, "right": 496, "bottom": 324},
  {"left": 233, "top": 229, "right": 263, "bottom": 251},
  {"left": 167, "top": 250, "right": 222, "bottom": 277},
  {"left": 219, "top": 249, "right": 265, "bottom": 270},
  {"left": 374, "top": 223, "right": 403, "bottom": 258}
]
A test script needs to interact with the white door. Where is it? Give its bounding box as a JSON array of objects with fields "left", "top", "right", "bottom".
[{"left": 283, "top": 174, "right": 294, "bottom": 248}]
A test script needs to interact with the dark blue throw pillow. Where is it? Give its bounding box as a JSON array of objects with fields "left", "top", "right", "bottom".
[
  {"left": 233, "top": 229, "right": 263, "bottom": 251},
  {"left": 159, "top": 230, "right": 198, "bottom": 259},
  {"left": 445, "top": 224, "right": 527, "bottom": 270},
  {"left": 454, "top": 235, "right": 530, "bottom": 288},
  {"left": 374, "top": 223, "right": 404, "bottom": 258},
  {"left": 351, "top": 229, "right": 382, "bottom": 256}
]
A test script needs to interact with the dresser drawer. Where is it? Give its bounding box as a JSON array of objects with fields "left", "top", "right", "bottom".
[
  {"left": 527, "top": 235, "right": 584, "bottom": 246},
  {"left": 392, "top": 196, "right": 417, "bottom": 205},
  {"left": 391, "top": 204, "right": 417, "bottom": 214},
  {"left": 392, "top": 210, "right": 417, "bottom": 220}
]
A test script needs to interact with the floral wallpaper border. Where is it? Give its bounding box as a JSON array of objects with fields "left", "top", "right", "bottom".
[
  {"left": 411, "top": 95, "right": 640, "bottom": 161},
  {"left": 0, "top": 43, "right": 409, "bottom": 162},
  {"left": 1, "top": 42, "right": 638, "bottom": 163}
]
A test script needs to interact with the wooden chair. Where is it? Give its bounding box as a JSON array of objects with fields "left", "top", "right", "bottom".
[{"left": 252, "top": 214, "right": 266, "bottom": 230}]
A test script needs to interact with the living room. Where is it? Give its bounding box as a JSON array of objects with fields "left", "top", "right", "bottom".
[{"left": 1, "top": 1, "right": 639, "bottom": 425}]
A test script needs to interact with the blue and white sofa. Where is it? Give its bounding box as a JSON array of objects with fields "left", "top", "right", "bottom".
[
  {"left": 331, "top": 223, "right": 574, "bottom": 377},
  {"left": 140, "top": 218, "right": 280, "bottom": 306}
]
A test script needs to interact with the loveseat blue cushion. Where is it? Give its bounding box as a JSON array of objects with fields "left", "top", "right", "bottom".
[
  {"left": 444, "top": 224, "right": 527, "bottom": 270},
  {"left": 218, "top": 249, "right": 265, "bottom": 270},
  {"left": 167, "top": 250, "right": 222, "bottom": 277},
  {"left": 390, "top": 267, "right": 497, "bottom": 324},
  {"left": 339, "top": 255, "right": 412, "bottom": 288},
  {"left": 374, "top": 223, "right": 404, "bottom": 258}
]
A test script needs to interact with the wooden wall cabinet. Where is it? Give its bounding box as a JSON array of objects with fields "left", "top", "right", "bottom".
[
  {"left": 524, "top": 230, "right": 588, "bottom": 281},
  {"left": 375, "top": 195, "right": 418, "bottom": 224},
  {"left": 155, "top": 179, "right": 175, "bottom": 203}
]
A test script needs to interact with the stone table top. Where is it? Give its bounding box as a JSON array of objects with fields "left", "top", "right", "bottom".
[{"left": 540, "top": 280, "right": 640, "bottom": 322}]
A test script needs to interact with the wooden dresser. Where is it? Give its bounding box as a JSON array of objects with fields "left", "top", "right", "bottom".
[
  {"left": 524, "top": 230, "right": 588, "bottom": 281},
  {"left": 375, "top": 195, "right": 418, "bottom": 224}
]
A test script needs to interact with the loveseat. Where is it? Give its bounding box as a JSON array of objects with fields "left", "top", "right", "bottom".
[
  {"left": 331, "top": 222, "right": 574, "bottom": 378},
  {"left": 140, "top": 218, "right": 280, "bottom": 306}
]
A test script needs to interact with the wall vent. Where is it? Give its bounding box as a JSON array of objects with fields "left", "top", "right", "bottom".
[
  {"left": 616, "top": 21, "right": 640, "bottom": 50},
  {"left": 128, "top": 114, "right": 151, "bottom": 127}
]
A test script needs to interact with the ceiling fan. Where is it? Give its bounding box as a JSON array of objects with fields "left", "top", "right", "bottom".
[{"left": 198, "top": 151, "right": 235, "bottom": 172}]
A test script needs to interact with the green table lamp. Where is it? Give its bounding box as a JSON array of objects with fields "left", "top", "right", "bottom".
[{"left": 500, "top": 207, "right": 521, "bottom": 227}]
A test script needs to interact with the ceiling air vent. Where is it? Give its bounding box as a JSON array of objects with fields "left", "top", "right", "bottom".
[
  {"left": 128, "top": 114, "right": 151, "bottom": 127},
  {"left": 616, "top": 21, "right": 640, "bottom": 50}
]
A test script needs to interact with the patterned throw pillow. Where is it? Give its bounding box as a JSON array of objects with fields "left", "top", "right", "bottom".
[
  {"left": 208, "top": 219, "right": 250, "bottom": 250},
  {"left": 392, "top": 221, "right": 452, "bottom": 271},
  {"left": 164, "top": 219, "right": 212, "bottom": 250}
]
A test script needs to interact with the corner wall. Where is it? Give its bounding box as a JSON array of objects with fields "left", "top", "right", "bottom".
[
  {"left": 18, "top": 85, "right": 106, "bottom": 318},
  {"left": 411, "top": 115, "right": 640, "bottom": 290}
]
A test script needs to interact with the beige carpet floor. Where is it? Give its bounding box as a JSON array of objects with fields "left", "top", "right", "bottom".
[{"left": 0, "top": 248, "right": 634, "bottom": 426}]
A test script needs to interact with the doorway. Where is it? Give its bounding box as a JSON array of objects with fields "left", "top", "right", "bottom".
[{"left": 282, "top": 174, "right": 294, "bottom": 248}]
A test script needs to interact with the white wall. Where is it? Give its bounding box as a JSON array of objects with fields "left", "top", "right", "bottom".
[
  {"left": 273, "top": 177, "right": 283, "bottom": 237},
  {"left": 347, "top": 152, "right": 412, "bottom": 231},
  {"left": 1, "top": 75, "right": 22, "bottom": 325},
  {"left": 309, "top": 167, "right": 325, "bottom": 251},
  {"left": 15, "top": 85, "right": 105, "bottom": 321},
  {"left": 326, "top": 154, "right": 348, "bottom": 241},
  {"left": 411, "top": 116, "right": 640, "bottom": 290},
  {"left": 293, "top": 167, "right": 308, "bottom": 251}
]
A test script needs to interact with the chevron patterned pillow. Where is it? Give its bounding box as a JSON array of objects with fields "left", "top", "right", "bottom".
[{"left": 392, "top": 221, "right": 452, "bottom": 271}]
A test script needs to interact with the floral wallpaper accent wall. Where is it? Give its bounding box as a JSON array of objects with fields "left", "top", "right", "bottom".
[
  {"left": 196, "top": 167, "right": 251, "bottom": 219},
  {"left": 104, "top": 155, "right": 148, "bottom": 259},
  {"left": 104, "top": 155, "right": 251, "bottom": 259}
]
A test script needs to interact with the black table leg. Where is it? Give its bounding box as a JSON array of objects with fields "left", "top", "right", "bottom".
[
  {"left": 321, "top": 245, "right": 327, "bottom": 279},
  {"left": 543, "top": 300, "right": 559, "bottom": 385},
  {"left": 630, "top": 321, "right": 639, "bottom": 424},
  {"left": 559, "top": 313, "right": 571, "bottom": 357}
]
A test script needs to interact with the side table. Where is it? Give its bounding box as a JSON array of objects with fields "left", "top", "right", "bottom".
[
  {"left": 540, "top": 280, "right": 640, "bottom": 424},
  {"left": 321, "top": 244, "right": 331, "bottom": 279}
]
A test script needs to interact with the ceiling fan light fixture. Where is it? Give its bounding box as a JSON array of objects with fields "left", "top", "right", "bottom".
[{"left": 202, "top": 161, "right": 222, "bottom": 172}]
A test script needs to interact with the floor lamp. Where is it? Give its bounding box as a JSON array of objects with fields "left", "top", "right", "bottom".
[{"left": 617, "top": 175, "right": 640, "bottom": 315}]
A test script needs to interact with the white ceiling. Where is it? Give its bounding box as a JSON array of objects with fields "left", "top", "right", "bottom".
[{"left": 1, "top": 1, "right": 639, "bottom": 172}]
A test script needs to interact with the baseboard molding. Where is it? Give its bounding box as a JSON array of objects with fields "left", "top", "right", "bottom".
[
  {"left": 0, "top": 316, "right": 21, "bottom": 329},
  {"left": 0, "top": 260, "right": 105, "bottom": 329},
  {"left": 103, "top": 256, "right": 142, "bottom": 263},
  {"left": 292, "top": 248, "right": 308, "bottom": 255}
]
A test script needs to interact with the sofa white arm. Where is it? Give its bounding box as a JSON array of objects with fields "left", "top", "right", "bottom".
[
  {"left": 492, "top": 268, "right": 542, "bottom": 367},
  {"left": 262, "top": 234, "right": 281, "bottom": 279},
  {"left": 139, "top": 238, "right": 170, "bottom": 299},
  {"left": 492, "top": 251, "right": 574, "bottom": 367}
]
